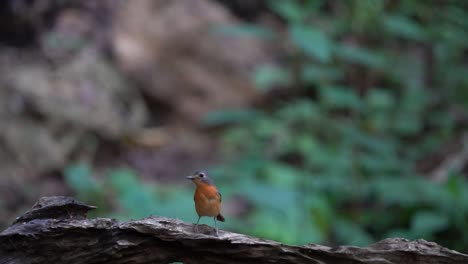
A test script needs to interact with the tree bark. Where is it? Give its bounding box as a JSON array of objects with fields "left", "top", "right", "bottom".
[{"left": 0, "top": 196, "right": 467, "bottom": 264}]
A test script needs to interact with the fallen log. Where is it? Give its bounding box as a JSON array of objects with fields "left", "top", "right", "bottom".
[{"left": 0, "top": 196, "right": 467, "bottom": 264}]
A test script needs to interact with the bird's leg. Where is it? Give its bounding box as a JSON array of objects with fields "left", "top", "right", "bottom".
[
  {"left": 213, "top": 217, "right": 218, "bottom": 236},
  {"left": 194, "top": 216, "right": 201, "bottom": 232}
]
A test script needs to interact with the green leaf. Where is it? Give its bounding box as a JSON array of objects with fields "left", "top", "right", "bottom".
[
  {"left": 108, "top": 168, "right": 140, "bottom": 194},
  {"left": 253, "top": 117, "right": 281, "bottom": 139},
  {"left": 308, "top": 194, "right": 334, "bottom": 238},
  {"left": 290, "top": 25, "right": 332, "bottom": 63},
  {"left": 393, "top": 113, "right": 422, "bottom": 135},
  {"left": 366, "top": 89, "right": 395, "bottom": 110},
  {"left": 277, "top": 99, "right": 320, "bottom": 123},
  {"left": 371, "top": 177, "right": 419, "bottom": 206},
  {"left": 64, "top": 163, "right": 99, "bottom": 198},
  {"left": 383, "top": 15, "right": 427, "bottom": 41},
  {"left": 302, "top": 64, "right": 343, "bottom": 84},
  {"left": 445, "top": 173, "right": 463, "bottom": 197},
  {"left": 319, "top": 86, "right": 362, "bottom": 110},
  {"left": 253, "top": 65, "right": 291, "bottom": 90},
  {"left": 155, "top": 186, "right": 195, "bottom": 222},
  {"left": 250, "top": 209, "right": 295, "bottom": 243},
  {"left": 290, "top": 134, "right": 320, "bottom": 157},
  {"left": 108, "top": 168, "right": 156, "bottom": 218},
  {"left": 352, "top": 132, "right": 395, "bottom": 155},
  {"left": 268, "top": 0, "right": 305, "bottom": 22},
  {"left": 401, "top": 87, "right": 428, "bottom": 113},
  {"left": 242, "top": 182, "right": 299, "bottom": 212},
  {"left": 334, "top": 219, "right": 374, "bottom": 246},
  {"left": 260, "top": 163, "right": 301, "bottom": 188},
  {"left": 334, "top": 44, "right": 385, "bottom": 68},
  {"left": 351, "top": 0, "right": 385, "bottom": 32},
  {"left": 120, "top": 186, "right": 155, "bottom": 218},
  {"left": 411, "top": 211, "right": 449, "bottom": 237},
  {"left": 359, "top": 153, "right": 392, "bottom": 173},
  {"left": 203, "top": 109, "right": 261, "bottom": 126}
]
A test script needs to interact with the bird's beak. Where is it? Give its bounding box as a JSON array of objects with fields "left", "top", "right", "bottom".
[{"left": 186, "top": 175, "right": 195, "bottom": 180}]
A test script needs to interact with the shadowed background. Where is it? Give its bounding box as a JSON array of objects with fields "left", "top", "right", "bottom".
[{"left": 0, "top": 0, "right": 467, "bottom": 252}]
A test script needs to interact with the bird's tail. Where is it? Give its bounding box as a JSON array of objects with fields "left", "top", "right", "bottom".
[{"left": 216, "top": 214, "right": 225, "bottom": 222}]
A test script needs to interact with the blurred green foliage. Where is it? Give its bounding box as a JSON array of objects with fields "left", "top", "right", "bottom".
[
  {"left": 65, "top": 163, "right": 194, "bottom": 221},
  {"left": 207, "top": 0, "right": 468, "bottom": 250},
  {"left": 64, "top": 0, "right": 468, "bottom": 252}
]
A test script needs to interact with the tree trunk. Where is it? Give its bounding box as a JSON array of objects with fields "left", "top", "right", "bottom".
[{"left": 0, "top": 196, "right": 467, "bottom": 264}]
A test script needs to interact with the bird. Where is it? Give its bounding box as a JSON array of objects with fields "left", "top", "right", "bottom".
[{"left": 186, "top": 171, "right": 225, "bottom": 236}]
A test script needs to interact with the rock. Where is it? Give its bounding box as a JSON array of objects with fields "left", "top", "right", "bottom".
[
  {"left": 112, "top": 0, "right": 271, "bottom": 122},
  {"left": 0, "top": 47, "right": 147, "bottom": 175}
]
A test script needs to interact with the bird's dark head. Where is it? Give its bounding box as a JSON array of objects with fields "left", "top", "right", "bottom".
[{"left": 186, "top": 171, "right": 214, "bottom": 186}]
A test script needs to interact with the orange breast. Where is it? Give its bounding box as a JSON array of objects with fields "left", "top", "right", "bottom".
[{"left": 193, "top": 184, "right": 221, "bottom": 217}]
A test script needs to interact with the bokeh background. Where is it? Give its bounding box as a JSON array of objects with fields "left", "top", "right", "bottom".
[{"left": 1, "top": 0, "right": 468, "bottom": 252}]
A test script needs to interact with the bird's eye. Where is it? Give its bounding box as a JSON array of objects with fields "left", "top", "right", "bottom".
[{"left": 199, "top": 173, "right": 205, "bottom": 178}]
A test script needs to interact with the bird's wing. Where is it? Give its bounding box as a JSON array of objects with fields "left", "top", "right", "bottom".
[{"left": 217, "top": 191, "right": 222, "bottom": 202}]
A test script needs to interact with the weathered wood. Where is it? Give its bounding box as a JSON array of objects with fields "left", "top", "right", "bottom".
[{"left": 0, "top": 196, "right": 467, "bottom": 264}]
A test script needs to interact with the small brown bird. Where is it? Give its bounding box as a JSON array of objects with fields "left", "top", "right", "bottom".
[{"left": 186, "top": 171, "right": 225, "bottom": 235}]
